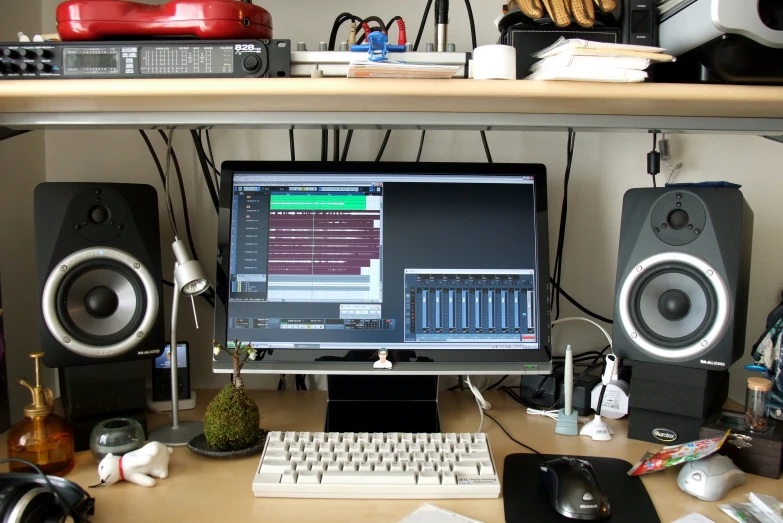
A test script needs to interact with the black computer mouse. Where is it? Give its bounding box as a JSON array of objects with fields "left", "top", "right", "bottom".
[{"left": 539, "top": 457, "right": 611, "bottom": 520}]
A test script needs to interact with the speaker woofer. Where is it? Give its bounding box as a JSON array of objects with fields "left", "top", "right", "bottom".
[
  {"left": 618, "top": 252, "right": 731, "bottom": 362},
  {"left": 42, "top": 247, "right": 159, "bottom": 359}
]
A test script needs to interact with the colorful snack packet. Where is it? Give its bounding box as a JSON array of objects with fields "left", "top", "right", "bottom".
[{"left": 628, "top": 430, "right": 730, "bottom": 476}]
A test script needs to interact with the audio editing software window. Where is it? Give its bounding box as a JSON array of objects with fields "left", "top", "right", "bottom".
[{"left": 227, "top": 174, "right": 540, "bottom": 350}]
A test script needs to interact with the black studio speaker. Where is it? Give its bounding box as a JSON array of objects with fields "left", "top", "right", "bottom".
[
  {"left": 34, "top": 183, "right": 163, "bottom": 449},
  {"left": 34, "top": 183, "right": 164, "bottom": 367},
  {"left": 613, "top": 188, "right": 753, "bottom": 371}
]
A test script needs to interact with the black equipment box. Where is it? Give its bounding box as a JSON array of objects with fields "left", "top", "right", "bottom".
[
  {"left": 630, "top": 361, "right": 729, "bottom": 418},
  {"left": 701, "top": 410, "right": 783, "bottom": 479},
  {"left": 0, "top": 39, "right": 290, "bottom": 80}
]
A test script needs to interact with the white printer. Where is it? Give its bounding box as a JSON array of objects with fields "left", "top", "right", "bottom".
[{"left": 657, "top": 0, "right": 783, "bottom": 84}]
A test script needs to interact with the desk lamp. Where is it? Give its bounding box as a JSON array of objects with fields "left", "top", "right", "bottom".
[{"left": 149, "top": 239, "right": 210, "bottom": 446}]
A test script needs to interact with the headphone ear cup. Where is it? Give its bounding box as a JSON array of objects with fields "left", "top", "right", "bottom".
[{"left": 0, "top": 483, "right": 36, "bottom": 522}]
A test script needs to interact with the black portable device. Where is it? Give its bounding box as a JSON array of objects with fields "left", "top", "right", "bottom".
[{"left": 152, "top": 342, "right": 191, "bottom": 402}]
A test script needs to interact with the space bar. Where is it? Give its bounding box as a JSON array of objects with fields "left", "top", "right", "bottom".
[{"left": 321, "top": 471, "right": 417, "bottom": 485}]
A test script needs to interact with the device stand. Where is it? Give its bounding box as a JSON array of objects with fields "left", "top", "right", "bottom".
[
  {"left": 325, "top": 375, "right": 440, "bottom": 433},
  {"left": 555, "top": 409, "right": 579, "bottom": 436}
]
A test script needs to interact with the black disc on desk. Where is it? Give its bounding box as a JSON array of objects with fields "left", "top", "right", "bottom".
[{"left": 503, "top": 454, "right": 661, "bottom": 523}]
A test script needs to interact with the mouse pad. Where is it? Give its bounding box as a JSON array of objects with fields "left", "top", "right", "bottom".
[{"left": 503, "top": 454, "right": 661, "bottom": 523}]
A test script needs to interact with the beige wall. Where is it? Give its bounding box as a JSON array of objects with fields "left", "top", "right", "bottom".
[
  {"left": 25, "top": 0, "right": 783, "bottom": 403},
  {"left": 0, "top": 0, "right": 48, "bottom": 422}
]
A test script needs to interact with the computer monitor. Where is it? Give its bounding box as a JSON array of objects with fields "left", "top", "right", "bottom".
[{"left": 213, "top": 161, "right": 552, "bottom": 378}]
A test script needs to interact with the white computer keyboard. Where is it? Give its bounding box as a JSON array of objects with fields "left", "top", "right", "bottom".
[{"left": 252, "top": 431, "right": 501, "bottom": 499}]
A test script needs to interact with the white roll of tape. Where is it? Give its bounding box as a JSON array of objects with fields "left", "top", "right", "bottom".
[{"left": 473, "top": 44, "right": 516, "bottom": 80}]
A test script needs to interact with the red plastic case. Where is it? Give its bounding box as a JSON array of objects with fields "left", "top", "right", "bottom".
[{"left": 56, "top": 0, "right": 273, "bottom": 41}]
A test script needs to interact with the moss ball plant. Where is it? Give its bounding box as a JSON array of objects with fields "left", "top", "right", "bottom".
[
  {"left": 204, "top": 383, "right": 260, "bottom": 451},
  {"left": 204, "top": 339, "right": 261, "bottom": 451}
]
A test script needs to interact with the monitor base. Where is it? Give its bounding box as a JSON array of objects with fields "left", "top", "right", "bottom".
[{"left": 324, "top": 375, "right": 441, "bottom": 433}]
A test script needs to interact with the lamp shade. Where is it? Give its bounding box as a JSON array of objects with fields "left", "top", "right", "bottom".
[{"left": 171, "top": 240, "right": 210, "bottom": 297}]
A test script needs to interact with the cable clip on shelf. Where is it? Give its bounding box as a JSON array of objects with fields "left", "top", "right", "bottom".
[{"left": 351, "top": 32, "right": 406, "bottom": 62}]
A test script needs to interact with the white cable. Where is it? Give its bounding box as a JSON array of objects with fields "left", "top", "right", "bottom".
[
  {"left": 465, "top": 376, "right": 491, "bottom": 433},
  {"left": 551, "top": 317, "right": 613, "bottom": 352}
]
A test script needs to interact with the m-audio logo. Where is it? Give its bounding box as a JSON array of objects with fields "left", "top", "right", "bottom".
[
  {"left": 652, "top": 428, "right": 677, "bottom": 442},
  {"left": 700, "top": 359, "right": 726, "bottom": 367}
]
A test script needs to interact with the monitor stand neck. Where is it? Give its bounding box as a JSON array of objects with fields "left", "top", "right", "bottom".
[{"left": 324, "top": 375, "right": 441, "bottom": 433}]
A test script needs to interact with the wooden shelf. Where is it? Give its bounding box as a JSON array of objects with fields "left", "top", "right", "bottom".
[{"left": 2, "top": 78, "right": 783, "bottom": 133}]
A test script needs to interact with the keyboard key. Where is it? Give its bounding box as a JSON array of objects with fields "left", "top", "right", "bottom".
[
  {"left": 401, "top": 433, "right": 414, "bottom": 443},
  {"left": 349, "top": 443, "right": 363, "bottom": 453},
  {"left": 264, "top": 450, "right": 289, "bottom": 460},
  {"left": 289, "top": 450, "right": 304, "bottom": 462},
  {"left": 295, "top": 462, "right": 310, "bottom": 472},
  {"left": 425, "top": 443, "right": 438, "bottom": 453},
  {"left": 469, "top": 442, "right": 488, "bottom": 452},
  {"left": 325, "top": 462, "right": 343, "bottom": 472},
  {"left": 260, "top": 460, "right": 295, "bottom": 474},
  {"left": 343, "top": 432, "right": 355, "bottom": 443},
  {"left": 372, "top": 433, "right": 385, "bottom": 443},
  {"left": 460, "top": 433, "right": 473, "bottom": 443},
  {"left": 375, "top": 463, "right": 390, "bottom": 472},
  {"left": 457, "top": 452, "right": 491, "bottom": 463},
  {"left": 442, "top": 471, "right": 457, "bottom": 485},
  {"left": 255, "top": 473, "right": 281, "bottom": 484},
  {"left": 443, "top": 453, "right": 457, "bottom": 462},
  {"left": 333, "top": 442, "right": 348, "bottom": 453},
  {"left": 311, "top": 462, "right": 326, "bottom": 472},
  {"left": 387, "top": 432, "right": 400, "bottom": 443},
  {"left": 267, "top": 431, "right": 283, "bottom": 442},
  {"left": 479, "top": 462, "right": 495, "bottom": 475},
  {"left": 416, "top": 433, "right": 429, "bottom": 443},
  {"left": 390, "top": 463, "right": 404, "bottom": 472},
  {"left": 321, "top": 471, "right": 417, "bottom": 485},
  {"left": 393, "top": 443, "right": 408, "bottom": 453},
  {"left": 473, "top": 433, "right": 486, "bottom": 442},
  {"left": 357, "top": 432, "right": 370, "bottom": 443},
  {"left": 281, "top": 470, "right": 297, "bottom": 484},
  {"left": 420, "top": 463, "right": 435, "bottom": 472},
  {"left": 304, "top": 452, "right": 319, "bottom": 462},
  {"left": 453, "top": 463, "right": 478, "bottom": 476},
  {"left": 319, "top": 452, "right": 335, "bottom": 462},
  {"left": 445, "top": 433, "right": 458, "bottom": 443},
  {"left": 418, "top": 471, "right": 441, "bottom": 485},
  {"left": 379, "top": 443, "right": 392, "bottom": 453},
  {"left": 397, "top": 453, "right": 412, "bottom": 463},
  {"left": 336, "top": 452, "right": 352, "bottom": 463},
  {"left": 366, "top": 453, "right": 380, "bottom": 463},
  {"left": 413, "top": 452, "right": 427, "bottom": 462},
  {"left": 328, "top": 433, "right": 341, "bottom": 442},
  {"left": 303, "top": 442, "right": 318, "bottom": 453},
  {"left": 297, "top": 470, "right": 321, "bottom": 484},
  {"left": 284, "top": 432, "right": 297, "bottom": 442},
  {"left": 298, "top": 432, "right": 311, "bottom": 442},
  {"left": 427, "top": 452, "right": 441, "bottom": 462},
  {"left": 359, "top": 462, "right": 373, "bottom": 472},
  {"left": 312, "top": 432, "right": 325, "bottom": 442},
  {"left": 267, "top": 441, "right": 288, "bottom": 451}
]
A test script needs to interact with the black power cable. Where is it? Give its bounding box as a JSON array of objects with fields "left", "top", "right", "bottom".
[
  {"left": 548, "top": 278, "right": 613, "bottom": 324},
  {"left": 481, "top": 131, "right": 493, "bottom": 163},
  {"left": 333, "top": 129, "right": 340, "bottom": 162},
  {"left": 190, "top": 130, "right": 220, "bottom": 213},
  {"left": 341, "top": 130, "right": 353, "bottom": 161},
  {"left": 414, "top": 0, "right": 434, "bottom": 51},
  {"left": 487, "top": 375, "right": 508, "bottom": 390},
  {"left": 551, "top": 131, "right": 576, "bottom": 320},
  {"left": 205, "top": 130, "right": 220, "bottom": 190},
  {"left": 321, "top": 129, "right": 328, "bottom": 162},
  {"left": 328, "top": 12, "right": 362, "bottom": 51},
  {"left": 376, "top": 130, "right": 392, "bottom": 162},
  {"left": 289, "top": 129, "right": 296, "bottom": 161},
  {"left": 159, "top": 131, "right": 201, "bottom": 262},
  {"left": 484, "top": 412, "right": 546, "bottom": 461},
  {"left": 416, "top": 130, "right": 426, "bottom": 162},
  {"left": 139, "top": 130, "right": 178, "bottom": 232},
  {"left": 648, "top": 131, "right": 660, "bottom": 188}
]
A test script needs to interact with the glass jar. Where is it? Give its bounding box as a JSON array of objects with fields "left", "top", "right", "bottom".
[
  {"left": 7, "top": 413, "right": 75, "bottom": 477},
  {"left": 745, "top": 377, "right": 773, "bottom": 432},
  {"left": 7, "top": 353, "right": 75, "bottom": 477},
  {"left": 90, "top": 418, "right": 145, "bottom": 461}
]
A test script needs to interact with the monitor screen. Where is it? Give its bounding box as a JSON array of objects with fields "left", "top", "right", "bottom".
[{"left": 214, "top": 162, "right": 551, "bottom": 375}]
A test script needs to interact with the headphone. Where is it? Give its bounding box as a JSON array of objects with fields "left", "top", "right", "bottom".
[{"left": 0, "top": 461, "right": 93, "bottom": 523}]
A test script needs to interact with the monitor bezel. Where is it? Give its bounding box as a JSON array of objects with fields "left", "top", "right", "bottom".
[{"left": 213, "top": 161, "right": 552, "bottom": 375}]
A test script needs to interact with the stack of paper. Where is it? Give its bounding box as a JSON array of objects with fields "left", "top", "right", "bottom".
[{"left": 527, "top": 38, "right": 675, "bottom": 83}]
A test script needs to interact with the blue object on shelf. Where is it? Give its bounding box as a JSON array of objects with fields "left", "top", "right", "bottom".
[
  {"left": 350, "top": 32, "right": 406, "bottom": 62},
  {"left": 745, "top": 365, "right": 769, "bottom": 373}
]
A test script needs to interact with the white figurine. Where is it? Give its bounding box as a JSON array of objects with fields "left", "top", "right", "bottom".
[
  {"left": 94, "top": 442, "right": 173, "bottom": 488},
  {"left": 373, "top": 350, "right": 393, "bottom": 370}
]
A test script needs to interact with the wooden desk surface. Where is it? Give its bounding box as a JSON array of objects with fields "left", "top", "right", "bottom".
[
  {"left": 2, "top": 78, "right": 783, "bottom": 119},
  {"left": 3, "top": 390, "right": 781, "bottom": 523}
]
